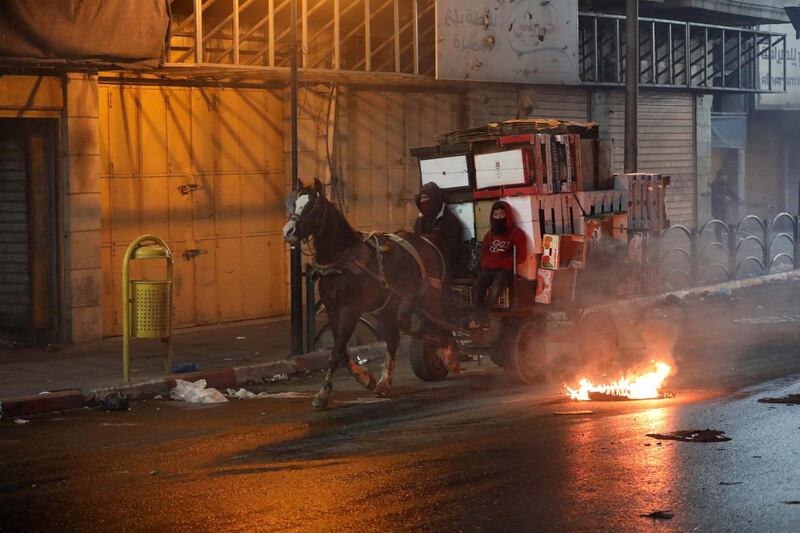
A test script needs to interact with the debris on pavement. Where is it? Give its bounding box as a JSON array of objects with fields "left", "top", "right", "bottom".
[
  {"left": 719, "top": 482, "right": 743, "bottom": 486},
  {"left": 153, "top": 394, "right": 163, "bottom": 400},
  {"left": 227, "top": 387, "right": 270, "bottom": 400},
  {"left": 171, "top": 362, "right": 200, "bottom": 374},
  {"left": 267, "top": 373, "right": 289, "bottom": 382},
  {"left": 639, "top": 510, "right": 674, "bottom": 520},
  {"left": 553, "top": 410, "right": 594, "bottom": 415},
  {"left": 95, "top": 392, "right": 130, "bottom": 412},
  {"left": 13, "top": 419, "right": 29, "bottom": 425},
  {"left": 782, "top": 501, "right": 800, "bottom": 505},
  {"left": 225, "top": 388, "right": 311, "bottom": 400},
  {"left": 236, "top": 336, "right": 246, "bottom": 340},
  {"left": 264, "top": 392, "right": 311, "bottom": 399},
  {"left": 646, "top": 429, "right": 731, "bottom": 442},
  {"left": 758, "top": 394, "right": 800, "bottom": 405},
  {"left": 170, "top": 379, "right": 228, "bottom": 404}
]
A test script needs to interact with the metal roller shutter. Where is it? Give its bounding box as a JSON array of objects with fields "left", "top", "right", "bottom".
[
  {"left": 0, "top": 134, "right": 30, "bottom": 328},
  {"left": 604, "top": 91, "right": 696, "bottom": 227}
]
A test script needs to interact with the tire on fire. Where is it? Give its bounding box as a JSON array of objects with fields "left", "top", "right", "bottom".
[{"left": 409, "top": 336, "right": 449, "bottom": 381}]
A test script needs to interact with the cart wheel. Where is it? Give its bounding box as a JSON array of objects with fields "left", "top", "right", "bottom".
[
  {"left": 409, "top": 336, "right": 449, "bottom": 381},
  {"left": 504, "top": 320, "right": 546, "bottom": 384},
  {"left": 578, "top": 312, "right": 619, "bottom": 364}
]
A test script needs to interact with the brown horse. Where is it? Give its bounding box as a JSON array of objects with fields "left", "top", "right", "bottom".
[{"left": 283, "top": 179, "right": 454, "bottom": 408}]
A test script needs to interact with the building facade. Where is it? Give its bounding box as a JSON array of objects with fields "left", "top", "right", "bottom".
[{"left": 0, "top": 0, "right": 790, "bottom": 345}]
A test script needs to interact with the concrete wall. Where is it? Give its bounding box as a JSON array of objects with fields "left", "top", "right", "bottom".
[
  {"left": 0, "top": 74, "right": 103, "bottom": 343},
  {"left": 64, "top": 74, "right": 103, "bottom": 343}
]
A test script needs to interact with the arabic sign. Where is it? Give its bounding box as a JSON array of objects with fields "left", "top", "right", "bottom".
[
  {"left": 436, "top": 0, "right": 579, "bottom": 84},
  {"left": 757, "top": 23, "right": 800, "bottom": 109}
]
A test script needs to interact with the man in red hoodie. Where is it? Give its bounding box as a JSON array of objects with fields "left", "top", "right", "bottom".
[{"left": 471, "top": 200, "right": 527, "bottom": 328}]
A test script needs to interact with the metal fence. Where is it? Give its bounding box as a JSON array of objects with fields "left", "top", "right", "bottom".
[{"left": 655, "top": 212, "right": 800, "bottom": 291}]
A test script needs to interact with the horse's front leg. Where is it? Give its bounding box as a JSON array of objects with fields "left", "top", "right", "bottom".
[
  {"left": 312, "top": 306, "right": 375, "bottom": 409},
  {"left": 312, "top": 308, "right": 339, "bottom": 409},
  {"left": 375, "top": 309, "right": 400, "bottom": 397}
]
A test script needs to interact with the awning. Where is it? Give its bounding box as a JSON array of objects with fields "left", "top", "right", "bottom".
[{"left": 0, "top": 0, "right": 171, "bottom": 69}]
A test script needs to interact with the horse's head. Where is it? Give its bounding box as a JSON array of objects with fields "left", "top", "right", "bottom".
[{"left": 283, "top": 178, "right": 326, "bottom": 244}]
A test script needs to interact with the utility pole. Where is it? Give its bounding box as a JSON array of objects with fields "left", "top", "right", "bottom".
[
  {"left": 289, "top": 0, "right": 303, "bottom": 355},
  {"left": 625, "top": 0, "right": 639, "bottom": 173}
]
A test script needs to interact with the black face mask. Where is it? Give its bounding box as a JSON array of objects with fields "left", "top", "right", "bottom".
[{"left": 491, "top": 218, "right": 507, "bottom": 235}]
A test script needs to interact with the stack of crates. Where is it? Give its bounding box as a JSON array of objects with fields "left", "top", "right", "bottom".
[{"left": 411, "top": 120, "right": 669, "bottom": 305}]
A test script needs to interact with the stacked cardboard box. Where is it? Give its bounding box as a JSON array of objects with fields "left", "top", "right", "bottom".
[{"left": 411, "top": 119, "right": 668, "bottom": 305}]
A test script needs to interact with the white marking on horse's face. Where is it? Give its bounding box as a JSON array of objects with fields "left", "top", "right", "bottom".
[
  {"left": 294, "top": 193, "right": 311, "bottom": 216},
  {"left": 282, "top": 193, "right": 311, "bottom": 244}
]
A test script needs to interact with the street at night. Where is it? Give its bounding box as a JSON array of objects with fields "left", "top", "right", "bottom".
[
  {"left": 2, "top": 285, "right": 800, "bottom": 532},
  {"left": 4, "top": 1, "right": 800, "bottom": 531}
]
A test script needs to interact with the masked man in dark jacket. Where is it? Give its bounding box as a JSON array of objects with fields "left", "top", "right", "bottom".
[
  {"left": 470, "top": 200, "right": 527, "bottom": 329},
  {"left": 397, "top": 182, "right": 464, "bottom": 332},
  {"left": 414, "top": 182, "right": 464, "bottom": 269}
]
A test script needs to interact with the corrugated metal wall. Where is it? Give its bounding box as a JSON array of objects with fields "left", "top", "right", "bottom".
[
  {"left": 344, "top": 90, "right": 463, "bottom": 233},
  {"left": 99, "top": 85, "right": 287, "bottom": 336},
  {"left": 468, "top": 85, "right": 590, "bottom": 125},
  {"left": 0, "top": 132, "right": 29, "bottom": 328},
  {"left": 604, "top": 91, "right": 696, "bottom": 227}
]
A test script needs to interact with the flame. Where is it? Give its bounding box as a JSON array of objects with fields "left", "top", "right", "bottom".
[{"left": 566, "top": 362, "right": 672, "bottom": 401}]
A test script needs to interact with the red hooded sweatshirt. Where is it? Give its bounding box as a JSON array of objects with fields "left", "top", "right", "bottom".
[{"left": 479, "top": 201, "right": 528, "bottom": 271}]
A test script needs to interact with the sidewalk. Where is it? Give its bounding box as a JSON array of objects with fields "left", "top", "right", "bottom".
[{"left": 0, "top": 316, "right": 341, "bottom": 418}]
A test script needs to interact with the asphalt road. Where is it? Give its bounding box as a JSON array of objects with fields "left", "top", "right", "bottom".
[{"left": 2, "top": 284, "right": 800, "bottom": 532}]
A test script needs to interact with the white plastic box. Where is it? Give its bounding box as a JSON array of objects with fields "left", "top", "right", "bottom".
[
  {"left": 419, "top": 155, "right": 471, "bottom": 190},
  {"left": 474, "top": 149, "right": 532, "bottom": 189}
]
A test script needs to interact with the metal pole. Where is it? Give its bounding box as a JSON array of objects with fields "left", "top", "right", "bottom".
[
  {"left": 625, "top": 0, "right": 638, "bottom": 173},
  {"left": 290, "top": 0, "right": 303, "bottom": 355}
]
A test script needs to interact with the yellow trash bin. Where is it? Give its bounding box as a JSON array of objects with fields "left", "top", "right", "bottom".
[{"left": 122, "top": 235, "right": 174, "bottom": 382}]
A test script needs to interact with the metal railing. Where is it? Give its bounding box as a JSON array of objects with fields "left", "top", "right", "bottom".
[
  {"left": 655, "top": 212, "right": 800, "bottom": 291},
  {"left": 579, "top": 12, "right": 787, "bottom": 92},
  {"left": 167, "top": 0, "right": 436, "bottom": 76}
]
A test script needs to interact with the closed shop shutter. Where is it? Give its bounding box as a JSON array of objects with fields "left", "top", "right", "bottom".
[
  {"left": 603, "top": 91, "right": 696, "bottom": 227},
  {"left": 100, "top": 85, "right": 287, "bottom": 336},
  {"left": 0, "top": 134, "right": 29, "bottom": 328}
]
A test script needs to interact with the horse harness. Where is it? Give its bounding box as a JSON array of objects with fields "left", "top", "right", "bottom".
[{"left": 309, "top": 232, "right": 446, "bottom": 311}]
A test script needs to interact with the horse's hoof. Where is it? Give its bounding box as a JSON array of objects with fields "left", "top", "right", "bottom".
[
  {"left": 311, "top": 395, "right": 329, "bottom": 409},
  {"left": 347, "top": 361, "right": 377, "bottom": 391},
  {"left": 374, "top": 379, "right": 391, "bottom": 397}
]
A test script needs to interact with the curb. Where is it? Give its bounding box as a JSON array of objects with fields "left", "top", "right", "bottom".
[
  {"left": 0, "top": 390, "right": 86, "bottom": 419},
  {"left": 583, "top": 270, "right": 800, "bottom": 316},
  {"left": 0, "top": 342, "right": 390, "bottom": 418}
]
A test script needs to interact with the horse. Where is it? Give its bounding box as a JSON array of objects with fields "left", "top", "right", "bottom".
[{"left": 282, "top": 178, "right": 457, "bottom": 408}]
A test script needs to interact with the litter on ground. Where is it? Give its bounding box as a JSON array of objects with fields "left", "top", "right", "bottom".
[
  {"left": 225, "top": 388, "right": 311, "bottom": 399},
  {"left": 14, "top": 419, "right": 29, "bottom": 425},
  {"left": 170, "top": 379, "right": 228, "bottom": 404}
]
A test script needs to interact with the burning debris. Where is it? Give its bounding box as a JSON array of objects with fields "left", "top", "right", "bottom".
[{"left": 565, "top": 362, "right": 672, "bottom": 401}]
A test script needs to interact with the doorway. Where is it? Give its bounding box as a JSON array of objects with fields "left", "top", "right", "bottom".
[{"left": 0, "top": 119, "right": 59, "bottom": 347}]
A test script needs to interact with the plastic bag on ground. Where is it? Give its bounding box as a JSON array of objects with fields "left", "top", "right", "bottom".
[{"left": 170, "top": 379, "right": 228, "bottom": 404}]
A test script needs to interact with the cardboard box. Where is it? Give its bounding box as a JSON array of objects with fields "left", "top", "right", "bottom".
[
  {"left": 579, "top": 139, "right": 597, "bottom": 191},
  {"left": 474, "top": 148, "right": 534, "bottom": 189},
  {"left": 419, "top": 154, "right": 472, "bottom": 190},
  {"left": 535, "top": 267, "right": 577, "bottom": 304},
  {"left": 596, "top": 139, "right": 614, "bottom": 190},
  {"left": 559, "top": 234, "right": 588, "bottom": 268},
  {"left": 541, "top": 234, "right": 561, "bottom": 269}
]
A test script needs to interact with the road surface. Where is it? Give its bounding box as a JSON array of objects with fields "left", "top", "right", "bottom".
[{"left": 1, "top": 286, "right": 800, "bottom": 532}]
